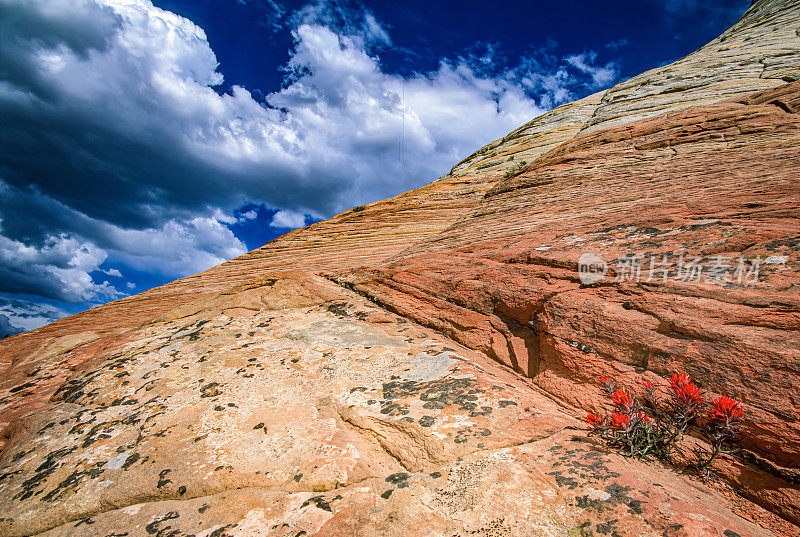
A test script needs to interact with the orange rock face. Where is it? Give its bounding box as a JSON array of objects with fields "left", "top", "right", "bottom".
[
  {"left": 335, "top": 82, "right": 800, "bottom": 525},
  {"left": 2, "top": 1, "right": 800, "bottom": 535}
]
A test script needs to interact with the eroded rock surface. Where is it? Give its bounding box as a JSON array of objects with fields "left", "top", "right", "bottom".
[
  {"left": 335, "top": 82, "right": 800, "bottom": 526},
  {"left": 0, "top": 274, "right": 785, "bottom": 537},
  {"left": 2, "top": 1, "right": 800, "bottom": 535}
]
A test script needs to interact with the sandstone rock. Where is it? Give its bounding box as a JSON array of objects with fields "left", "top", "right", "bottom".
[
  {"left": 335, "top": 82, "right": 800, "bottom": 526},
  {"left": 0, "top": 274, "right": 786, "bottom": 536},
  {"left": 2, "top": 1, "right": 800, "bottom": 535}
]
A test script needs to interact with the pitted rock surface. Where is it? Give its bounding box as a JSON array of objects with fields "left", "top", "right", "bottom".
[
  {"left": 0, "top": 275, "right": 783, "bottom": 536},
  {"left": 2, "top": 1, "right": 800, "bottom": 535},
  {"left": 335, "top": 82, "right": 800, "bottom": 527}
]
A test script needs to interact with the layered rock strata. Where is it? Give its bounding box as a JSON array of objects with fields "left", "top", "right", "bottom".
[{"left": 2, "top": 1, "right": 800, "bottom": 535}]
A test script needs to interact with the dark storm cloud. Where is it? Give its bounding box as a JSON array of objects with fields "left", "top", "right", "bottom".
[
  {"left": 0, "top": 0, "right": 121, "bottom": 101},
  {"left": 0, "top": 314, "right": 24, "bottom": 336}
]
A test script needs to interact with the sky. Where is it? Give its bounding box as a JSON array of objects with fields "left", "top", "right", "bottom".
[{"left": 0, "top": 0, "right": 749, "bottom": 335}]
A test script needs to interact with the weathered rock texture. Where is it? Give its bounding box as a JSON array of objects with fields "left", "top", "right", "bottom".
[
  {"left": 335, "top": 80, "right": 800, "bottom": 523},
  {"left": 2, "top": 1, "right": 800, "bottom": 536}
]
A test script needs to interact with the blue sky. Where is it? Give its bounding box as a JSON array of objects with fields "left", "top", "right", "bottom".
[{"left": 0, "top": 0, "right": 748, "bottom": 334}]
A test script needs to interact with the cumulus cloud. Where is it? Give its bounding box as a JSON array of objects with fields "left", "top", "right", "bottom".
[
  {"left": 270, "top": 210, "right": 307, "bottom": 229},
  {"left": 0, "top": 0, "right": 621, "bottom": 331},
  {"left": 102, "top": 216, "right": 247, "bottom": 276},
  {"left": 0, "top": 313, "right": 24, "bottom": 337},
  {"left": 565, "top": 52, "right": 619, "bottom": 89},
  {"left": 0, "top": 297, "right": 67, "bottom": 333},
  {"left": 0, "top": 229, "right": 119, "bottom": 302}
]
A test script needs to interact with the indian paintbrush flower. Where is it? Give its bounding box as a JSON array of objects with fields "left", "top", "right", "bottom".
[
  {"left": 611, "top": 412, "right": 630, "bottom": 430},
  {"left": 709, "top": 394, "right": 743, "bottom": 423},
  {"left": 586, "top": 372, "right": 744, "bottom": 475},
  {"left": 669, "top": 372, "right": 691, "bottom": 390},
  {"left": 585, "top": 413, "right": 603, "bottom": 429},
  {"left": 673, "top": 381, "right": 703, "bottom": 408},
  {"left": 599, "top": 376, "right": 616, "bottom": 395},
  {"left": 697, "top": 394, "right": 744, "bottom": 479},
  {"left": 611, "top": 388, "right": 634, "bottom": 412}
]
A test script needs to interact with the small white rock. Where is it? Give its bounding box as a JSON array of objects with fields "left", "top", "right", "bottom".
[
  {"left": 764, "top": 255, "right": 788, "bottom": 264},
  {"left": 584, "top": 488, "right": 611, "bottom": 501}
]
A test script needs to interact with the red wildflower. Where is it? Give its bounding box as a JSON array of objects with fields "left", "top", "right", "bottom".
[
  {"left": 709, "top": 395, "right": 743, "bottom": 422},
  {"left": 636, "top": 411, "right": 652, "bottom": 423},
  {"left": 669, "top": 372, "right": 691, "bottom": 391},
  {"left": 611, "top": 412, "right": 630, "bottom": 430},
  {"left": 585, "top": 413, "right": 603, "bottom": 428},
  {"left": 611, "top": 388, "right": 634, "bottom": 412},
  {"left": 642, "top": 380, "right": 655, "bottom": 391},
  {"left": 673, "top": 381, "right": 703, "bottom": 409},
  {"left": 671, "top": 382, "right": 703, "bottom": 420},
  {"left": 599, "top": 376, "right": 616, "bottom": 394},
  {"left": 668, "top": 372, "right": 703, "bottom": 414}
]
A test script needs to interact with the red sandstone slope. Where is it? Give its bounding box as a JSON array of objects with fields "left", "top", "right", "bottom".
[
  {"left": 1, "top": 1, "right": 800, "bottom": 535},
  {"left": 335, "top": 82, "right": 800, "bottom": 525}
]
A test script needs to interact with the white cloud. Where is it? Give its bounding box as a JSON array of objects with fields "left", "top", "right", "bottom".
[
  {"left": 363, "top": 13, "right": 390, "bottom": 46},
  {"left": 565, "top": 52, "right": 619, "bottom": 88},
  {"left": 0, "top": 298, "right": 67, "bottom": 332},
  {"left": 101, "top": 216, "right": 248, "bottom": 276},
  {"left": 1, "top": 0, "right": 621, "bottom": 221},
  {"left": 0, "top": 231, "right": 120, "bottom": 302},
  {"left": 102, "top": 268, "right": 123, "bottom": 277},
  {"left": 0, "top": 0, "right": 552, "bottom": 221},
  {"left": 520, "top": 67, "right": 572, "bottom": 109},
  {"left": 270, "top": 210, "right": 307, "bottom": 229}
]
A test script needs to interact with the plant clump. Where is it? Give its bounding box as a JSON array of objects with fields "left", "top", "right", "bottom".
[
  {"left": 585, "top": 373, "right": 744, "bottom": 479},
  {"left": 503, "top": 161, "right": 528, "bottom": 178}
]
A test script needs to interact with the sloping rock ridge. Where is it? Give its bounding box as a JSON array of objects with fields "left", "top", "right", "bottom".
[{"left": 1, "top": 1, "right": 799, "bottom": 536}]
